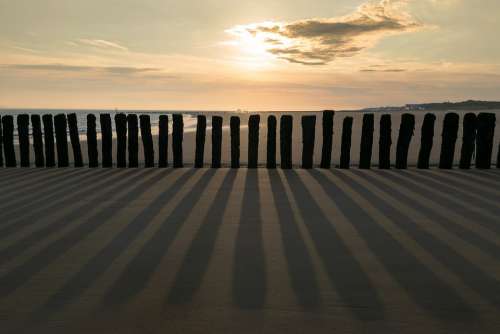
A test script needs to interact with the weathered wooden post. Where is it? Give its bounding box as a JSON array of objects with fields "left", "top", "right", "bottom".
[
  {"left": 320, "top": 110, "right": 334, "bottom": 169},
  {"left": 267, "top": 115, "right": 277, "bottom": 169},
  {"left": 302, "top": 115, "right": 316, "bottom": 169},
  {"left": 475, "top": 113, "right": 496, "bottom": 169},
  {"left": 0, "top": 116, "right": 3, "bottom": 167},
  {"left": 115, "top": 113, "right": 127, "bottom": 168},
  {"left": 173, "top": 114, "right": 184, "bottom": 168},
  {"left": 459, "top": 113, "right": 477, "bottom": 169},
  {"left": 17, "top": 114, "right": 30, "bottom": 167},
  {"left": 230, "top": 116, "right": 240, "bottom": 168},
  {"left": 439, "top": 113, "right": 459, "bottom": 169},
  {"left": 395, "top": 113, "right": 415, "bottom": 169},
  {"left": 158, "top": 115, "right": 169, "bottom": 168},
  {"left": 417, "top": 113, "right": 436, "bottom": 169},
  {"left": 2, "top": 115, "right": 16, "bottom": 167},
  {"left": 248, "top": 115, "right": 260, "bottom": 168},
  {"left": 359, "top": 114, "right": 374, "bottom": 169},
  {"left": 280, "top": 115, "right": 293, "bottom": 169},
  {"left": 67, "top": 113, "right": 83, "bottom": 167},
  {"left": 212, "top": 116, "right": 223, "bottom": 168},
  {"left": 87, "top": 114, "right": 99, "bottom": 168},
  {"left": 497, "top": 144, "right": 500, "bottom": 169},
  {"left": 100, "top": 114, "right": 113, "bottom": 168},
  {"left": 42, "top": 114, "right": 55, "bottom": 168},
  {"left": 140, "top": 115, "right": 155, "bottom": 168},
  {"left": 127, "top": 114, "right": 139, "bottom": 168},
  {"left": 31, "top": 115, "right": 45, "bottom": 167},
  {"left": 195, "top": 115, "right": 206, "bottom": 168},
  {"left": 339, "top": 117, "right": 353, "bottom": 169},
  {"left": 54, "top": 114, "right": 69, "bottom": 167},
  {"left": 379, "top": 114, "right": 392, "bottom": 169}
]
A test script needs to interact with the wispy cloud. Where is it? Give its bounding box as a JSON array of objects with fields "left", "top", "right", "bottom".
[
  {"left": 75, "top": 39, "right": 129, "bottom": 51},
  {"left": 2, "top": 63, "right": 160, "bottom": 75}
]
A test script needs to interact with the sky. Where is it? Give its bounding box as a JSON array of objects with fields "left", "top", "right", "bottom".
[{"left": 1, "top": 0, "right": 500, "bottom": 110}]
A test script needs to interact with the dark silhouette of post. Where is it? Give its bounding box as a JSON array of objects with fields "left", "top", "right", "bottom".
[
  {"left": 31, "top": 115, "right": 45, "bottom": 167},
  {"left": 158, "top": 115, "right": 169, "bottom": 168},
  {"left": 280, "top": 115, "right": 293, "bottom": 169},
  {"left": 497, "top": 144, "right": 500, "bottom": 169},
  {"left": 42, "top": 114, "right": 55, "bottom": 168},
  {"left": 230, "top": 116, "right": 240, "bottom": 168},
  {"left": 459, "top": 113, "right": 477, "bottom": 169},
  {"left": 100, "top": 114, "right": 113, "bottom": 167},
  {"left": 17, "top": 114, "right": 30, "bottom": 167},
  {"left": 340, "top": 117, "right": 353, "bottom": 169},
  {"left": 67, "top": 113, "right": 83, "bottom": 167},
  {"left": 379, "top": 114, "right": 392, "bottom": 169},
  {"left": 54, "top": 114, "right": 69, "bottom": 167},
  {"left": 87, "top": 114, "right": 98, "bottom": 168},
  {"left": 417, "top": 113, "right": 436, "bottom": 169},
  {"left": 302, "top": 115, "right": 316, "bottom": 169},
  {"left": 395, "top": 114, "right": 415, "bottom": 169},
  {"left": 359, "top": 114, "right": 374, "bottom": 169},
  {"left": 115, "top": 113, "right": 127, "bottom": 168},
  {"left": 140, "top": 115, "right": 155, "bottom": 168},
  {"left": 173, "top": 114, "right": 184, "bottom": 168},
  {"left": 476, "top": 113, "right": 496, "bottom": 169},
  {"left": 320, "top": 110, "right": 334, "bottom": 169},
  {"left": 248, "top": 115, "right": 260, "bottom": 168},
  {"left": 127, "top": 114, "right": 139, "bottom": 168},
  {"left": 195, "top": 115, "right": 207, "bottom": 168},
  {"left": 0, "top": 117, "right": 3, "bottom": 167},
  {"left": 267, "top": 115, "right": 277, "bottom": 169},
  {"left": 212, "top": 116, "right": 223, "bottom": 168},
  {"left": 439, "top": 113, "right": 459, "bottom": 169},
  {"left": 2, "top": 115, "right": 16, "bottom": 167}
]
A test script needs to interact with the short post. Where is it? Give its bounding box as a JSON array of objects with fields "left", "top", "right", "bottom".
[
  {"left": 54, "top": 114, "right": 69, "bottom": 167},
  {"left": 230, "top": 116, "right": 240, "bottom": 168},
  {"left": 439, "top": 113, "right": 459, "bottom": 169},
  {"left": 266, "top": 115, "right": 277, "bottom": 169},
  {"left": 67, "top": 113, "right": 83, "bottom": 167},
  {"left": 87, "top": 114, "right": 99, "bottom": 168},
  {"left": 378, "top": 114, "right": 392, "bottom": 169},
  {"left": 417, "top": 113, "right": 436, "bottom": 169},
  {"left": 459, "top": 113, "right": 477, "bottom": 169},
  {"left": 31, "top": 115, "right": 45, "bottom": 167},
  {"left": 280, "top": 115, "right": 293, "bottom": 169},
  {"left": 140, "top": 115, "right": 155, "bottom": 168},
  {"left": 212, "top": 116, "right": 223, "bottom": 168},
  {"left": 173, "top": 114, "right": 184, "bottom": 168},
  {"left": 301, "top": 115, "right": 316, "bottom": 169},
  {"left": 359, "top": 114, "right": 374, "bottom": 169},
  {"left": 395, "top": 113, "right": 415, "bottom": 169},
  {"left": 158, "top": 115, "right": 169, "bottom": 168},
  {"left": 115, "top": 113, "right": 127, "bottom": 168},
  {"left": 127, "top": 114, "right": 139, "bottom": 168},
  {"left": 475, "top": 113, "right": 496, "bottom": 169},
  {"left": 320, "top": 110, "right": 334, "bottom": 169},
  {"left": 195, "top": 115, "right": 207, "bottom": 168},
  {"left": 17, "top": 114, "right": 30, "bottom": 167},
  {"left": 340, "top": 117, "right": 353, "bottom": 169},
  {"left": 0, "top": 116, "right": 3, "bottom": 167},
  {"left": 248, "top": 115, "right": 260, "bottom": 168},
  {"left": 42, "top": 114, "right": 55, "bottom": 167},
  {"left": 2, "top": 115, "right": 16, "bottom": 167},
  {"left": 100, "top": 114, "right": 113, "bottom": 168}
]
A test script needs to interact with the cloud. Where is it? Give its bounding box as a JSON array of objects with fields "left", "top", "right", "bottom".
[
  {"left": 76, "top": 39, "right": 129, "bottom": 51},
  {"left": 226, "top": 0, "right": 423, "bottom": 65},
  {"left": 2, "top": 63, "right": 161, "bottom": 75}
]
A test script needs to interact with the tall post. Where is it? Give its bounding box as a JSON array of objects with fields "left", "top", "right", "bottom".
[
  {"left": 140, "top": 115, "right": 155, "bottom": 168},
  {"left": 379, "top": 114, "right": 392, "bottom": 169},
  {"left": 280, "top": 115, "right": 293, "bottom": 169},
  {"left": 2, "top": 115, "right": 16, "bottom": 167},
  {"left": 266, "top": 115, "right": 277, "bottom": 169},
  {"left": 320, "top": 110, "right": 334, "bottom": 169},
  {"left": 67, "top": 113, "right": 83, "bottom": 167},
  {"left": 439, "top": 113, "right": 459, "bottom": 169},
  {"left": 417, "top": 113, "right": 436, "bottom": 169},
  {"left": 87, "top": 114, "right": 99, "bottom": 168},
  {"left": 395, "top": 113, "right": 415, "bottom": 169},
  {"left": 230, "top": 116, "right": 240, "bottom": 168},
  {"left": 42, "top": 114, "right": 55, "bottom": 168},
  {"left": 248, "top": 115, "right": 260, "bottom": 168},
  {"left": 173, "top": 114, "right": 184, "bottom": 168},
  {"left": 54, "top": 114, "right": 69, "bottom": 167},
  {"left": 340, "top": 117, "right": 353, "bottom": 169},
  {"left": 100, "top": 114, "right": 113, "bottom": 168},
  {"left": 127, "top": 114, "right": 139, "bottom": 168},
  {"left": 0, "top": 116, "right": 3, "bottom": 167},
  {"left": 115, "top": 113, "right": 127, "bottom": 168},
  {"left": 17, "top": 114, "right": 30, "bottom": 168},
  {"left": 31, "top": 115, "right": 45, "bottom": 167},
  {"left": 301, "top": 115, "right": 316, "bottom": 169},
  {"left": 158, "top": 115, "right": 169, "bottom": 168},
  {"left": 212, "top": 116, "right": 223, "bottom": 168},
  {"left": 459, "top": 113, "right": 477, "bottom": 169},
  {"left": 195, "top": 115, "right": 207, "bottom": 168},
  {"left": 476, "top": 113, "right": 496, "bottom": 169},
  {"left": 359, "top": 114, "right": 374, "bottom": 169}
]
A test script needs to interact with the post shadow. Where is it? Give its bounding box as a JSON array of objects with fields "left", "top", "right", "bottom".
[
  {"left": 31, "top": 115, "right": 45, "bottom": 167},
  {"left": 42, "top": 114, "right": 55, "bottom": 168}
]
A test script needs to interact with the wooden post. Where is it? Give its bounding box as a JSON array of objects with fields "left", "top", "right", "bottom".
[
  {"left": 31, "top": 114, "right": 45, "bottom": 167},
  {"left": 17, "top": 114, "right": 30, "bottom": 167},
  {"left": 140, "top": 115, "right": 155, "bottom": 168},
  {"left": 0, "top": 116, "right": 3, "bottom": 167},
  {"left": 417, "top": 113, "right": 436, "bottom": 169},
  {"left": 212, "top": 116, "right": 223, "bottom": 168},
  {"left": 173, "top": 114, "right": 184, "bottom": 168},
  {"left": 2, "top": 115, "right": 16, "bottom": 167},
  {"left": 340, "top": 117, "right": 353, "bottom": 169},
  {"left": 280, "top": 115, "right": 293, "bottom": 169},
  {"left": 320, "top": 110, "right": 334, "bottom": 169},
  {"left": 230, "top": 116, "right": 240, "bottom": 168},
  {"left": 395, "top": 113, "right": 415, "bottom": 169},
  {"left": 87, "top": 114, "right": 99, "bottom": 168},
  {"left": 267, "top": 115, "right": 277, "bottom": 169},
  {"left": 195, "top": 115, "right": 206, "bottom": 168},
  {"left": 67, "top": 113, "right": 83, "bottom": 167},
  {"left": 459, "top": 113, "right": 477, "bottom": 169},
  {"left": 476, "top": 113, "right": 496, "bottom": 169},
  {"left": 42, "top": 114, "right": 55, "bottom": 168},
  {"left": 115, "top": 113, "right": 127, "bottom": 168},
  {"left": 379, "top": 114, "right": 392, "bottom": 169},
  {"left": 248, "top": 115, "right": 260, "bottom": 168},
  {"left": 497, "top": 144, "right": 500, "bottom": 169},
  {"left": 54, "top": 114, "right": 69, "bottom": 167},
  {"left": 127, "top": 114, "right": 139, "bottom": 168},
  {"left": 359, "top": 114, "right": 374, "bottom": 169},
  {"left": 301, "top": 115, "right": 316, "bottom": 169},
  {"left": 158, "top": 115, "right": 169, "bottom": 168},
  {"left": 100, "top": 114, "right": 113, "bottom": 168},
  {"left": 439, "top": 113, "right": 459, "bottom": 169}
]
